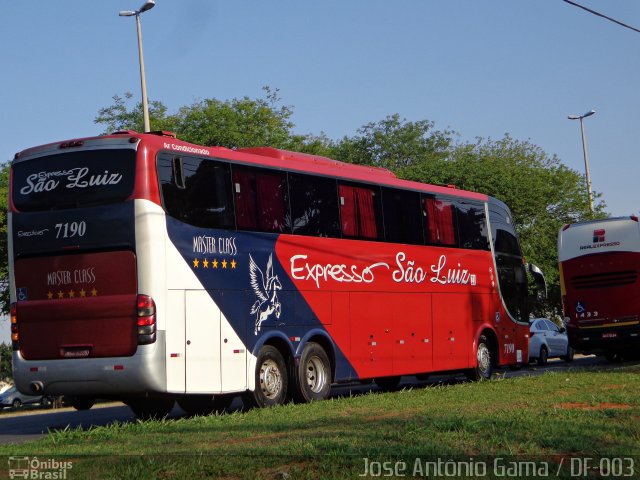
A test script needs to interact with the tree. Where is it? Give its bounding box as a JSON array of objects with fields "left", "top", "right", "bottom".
[
  {"left": 329, "top": 114, "right": 453, "bottom": 170},
  {"left": 0, "top": 163, "right": 9, "bottom": 316},
  {"left": 0, "top": 342, "right": 11, "bottom": 382},
  {"left": 95, "top": 87, "right": 303, "bottom": 150}
]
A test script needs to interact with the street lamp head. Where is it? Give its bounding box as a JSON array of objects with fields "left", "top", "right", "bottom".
[
  {"left": 567, "top": 110, "right": 596, "bottom": 120},
  {"left": 139, "top": 0, "right": 156, "bottom": 13},
  {"left": 119, "top": 1, "right": 155, "bottom": 16}
]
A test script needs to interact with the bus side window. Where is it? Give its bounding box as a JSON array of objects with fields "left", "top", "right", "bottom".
[
  {"left": 423, "top": 196, "right": 457, "bottom": 247},
  {"left": 172, "top": 157, "right": 185, "bottom": 189},
  {"left": 157, "top": 155, "right": 234, "bottom": 229},
  {"left": 382, "top": 188, "right": 423, "bottom": 245},
  {"left": 338, "top": 183, "right": 383, "bottom": 241},
  {"left": 288, "top": 173, "right": 340, "bottom": 238},
  {"left": 455, "top": 200, "right": 490, "bottom": 250},
  {"left": 489, "top": 202, "right": 527, "bottom": 322},
  {"left": 233, "top": 166, "right": 289, "bottom": 234}
]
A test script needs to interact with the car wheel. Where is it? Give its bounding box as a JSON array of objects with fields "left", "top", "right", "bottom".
[
  {"left": 537, "top": 346, "right": 548, "bottom": 365},
  {"left": 12, "top": 399, "right": 21, "bottom": 409},
  {"left": 563, "top": 346, "right": 575, "bottom": 362}
]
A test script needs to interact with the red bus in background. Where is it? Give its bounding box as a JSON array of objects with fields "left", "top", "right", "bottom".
[
  {"left": 558, "top": 216, "right": 640, "bottom": 361},
  {"left": 9, "top": 130, "right": 543, "bottom": 418}
]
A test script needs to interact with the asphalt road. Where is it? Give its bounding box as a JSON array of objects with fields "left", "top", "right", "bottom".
[{"left": 0, "top": 354, "right": 635, "bottom": 446}]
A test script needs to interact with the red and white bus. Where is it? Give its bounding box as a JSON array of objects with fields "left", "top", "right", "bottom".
[
  {"left": 9, "top": 130, "right": 540, "bottom": 418},
  {"left": 558, "top": 216, "right": 640, "bottom": 360}
]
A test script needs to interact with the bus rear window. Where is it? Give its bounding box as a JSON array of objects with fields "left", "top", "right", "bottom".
[{"left": 12, "top": 149, "right": 136, "bottom": 211}]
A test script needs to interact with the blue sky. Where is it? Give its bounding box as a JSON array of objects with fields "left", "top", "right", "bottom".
[
  {"left": 2, "top": 1, "right": 639, "bottom": 217},
  {"left": 0, "top": 1, "right": 639, "bottom": 341}
]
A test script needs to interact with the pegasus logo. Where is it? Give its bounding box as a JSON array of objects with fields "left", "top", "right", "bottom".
[{"left": 249, "top": 253, "right": 282, "bottom": 335}]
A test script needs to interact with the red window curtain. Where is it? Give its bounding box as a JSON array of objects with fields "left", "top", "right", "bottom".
[
  {"left": 340, "top": 185, "right": 378, "bottom": 239},
  {"left": 233, "top": 170, "right": 257, "bottom": 230},
  {"left": 339, "top": 185, "right": 357, "bottom": 237},
  {"left": 425, "top": 198, "right": 455, "bottom": 245},
  {"left": 355, "top": 188, "right": 377, "bottom": 239},
  {"left": 256, "top": 173, "right": 286, "bottom": 233}
]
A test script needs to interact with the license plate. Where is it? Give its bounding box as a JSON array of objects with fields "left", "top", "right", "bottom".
[{"left": 602, "top": 333, "right": 617, "bottom": 339}]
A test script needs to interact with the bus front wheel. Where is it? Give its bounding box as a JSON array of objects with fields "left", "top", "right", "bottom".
[
  {"left": 466, "top": 334, "right": 493, "bottom": 381},
  {"left": 245, "top": 345, "right": 288, "bottom": 408},
  {"left": 294, "top": 342, "right": 331, "bottom": 402}
]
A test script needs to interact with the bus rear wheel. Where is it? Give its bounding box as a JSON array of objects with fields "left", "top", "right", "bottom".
[
  {"left": 245, "top": 345, "right": 288, "bottom": 408},
  {"left": 294, "top": 342, "right": 331, "bottom": 402}
]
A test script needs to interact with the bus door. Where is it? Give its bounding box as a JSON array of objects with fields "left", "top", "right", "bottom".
[
  {"left": 166, "top": 290, "right": 247, "bottom": 394},
  {"left": 432, "top": 294, "right": 472, "bottom": 369}
]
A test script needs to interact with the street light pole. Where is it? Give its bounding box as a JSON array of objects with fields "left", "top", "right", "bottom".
[
  {"left": 119, "top": 0, "right": 156, "bottom": 133},
  {"left": 568, "top": 109, "right": 596, "bottom": 213}
]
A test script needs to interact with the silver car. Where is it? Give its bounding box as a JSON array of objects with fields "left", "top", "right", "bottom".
[
  {"left": 0, "top": 386, "right": 49, "bottom": 409},
  {"left": 529, "top": 318, "right": 574, "bottom": 365}
]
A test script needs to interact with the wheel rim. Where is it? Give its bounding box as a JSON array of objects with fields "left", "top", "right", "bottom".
[
  {"left": 259, "top": 358, "right": 283, "bottom": 399},
  {"left": 305, "top": 355, "right": 328, "bottom": 393},
  {"left": 477, "top": 343, "right": 490, "bottom": 375}
]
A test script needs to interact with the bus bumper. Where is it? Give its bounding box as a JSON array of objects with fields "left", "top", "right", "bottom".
[{"left": 12, "top": 332, "right": 168, "bottom": 397}]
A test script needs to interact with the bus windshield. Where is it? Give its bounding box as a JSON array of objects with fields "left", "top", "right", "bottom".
[{"left": 12, "top": 149, "right": 136, "bottom": 211}]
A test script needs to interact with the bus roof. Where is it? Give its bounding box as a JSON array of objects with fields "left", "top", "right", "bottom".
[
  {"left": 13, "top": 130, "right": 489, "bottom": 202},
  {"left": 558, "top": 216, "right": 640, "bottom": 262}
]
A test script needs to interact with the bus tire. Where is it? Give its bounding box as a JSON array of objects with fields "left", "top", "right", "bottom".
[
  {"left": 466, "top": 334, "right": 493, "bottom": 381},
  {"left": 374, "top": 376, "right": 401, "bottom": 391},
  {"left": 537, "top": 346, "right": 548, "bottom": 365},
  {"left": 294, "top": 342, "right": 332, "bottom": 403},
  {"left": 605, "top": 351, "right": 623, "bottom": 363},
  {"left": 245, "top": 345, "right": 288, "bottom": 408},
  {"left": 127, "top": 398, "right": 175, "bottom": 420}
]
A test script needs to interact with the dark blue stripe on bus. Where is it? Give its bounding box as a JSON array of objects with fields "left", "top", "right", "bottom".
[{"left": 165, "top": 216, "right": 356, "bottom": 381}]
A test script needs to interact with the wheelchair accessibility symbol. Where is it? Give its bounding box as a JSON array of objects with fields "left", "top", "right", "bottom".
[{"left": 575, "top": 301, "right": 586, "bottom": 314}]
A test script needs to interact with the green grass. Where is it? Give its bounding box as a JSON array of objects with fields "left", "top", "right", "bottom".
[{"left": 1, "top": 367, "right": 639, "bottom": 479}]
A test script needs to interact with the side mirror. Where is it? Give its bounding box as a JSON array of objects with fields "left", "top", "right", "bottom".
[{"left": 527, "top": 263, "right": 547, "bottom": 300}]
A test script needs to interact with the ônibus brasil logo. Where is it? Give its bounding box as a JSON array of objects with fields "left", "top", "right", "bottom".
[{"left": 8, "top": 456, "right": 73, "bottom": 479}]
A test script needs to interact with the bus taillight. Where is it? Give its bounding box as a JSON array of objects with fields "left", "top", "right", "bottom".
[
  {"left": 10, "top": 303, "right": 19, "bottom": 350},
  {"left": 137, "top": 295, "right": 157, "bottom": 345}
]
